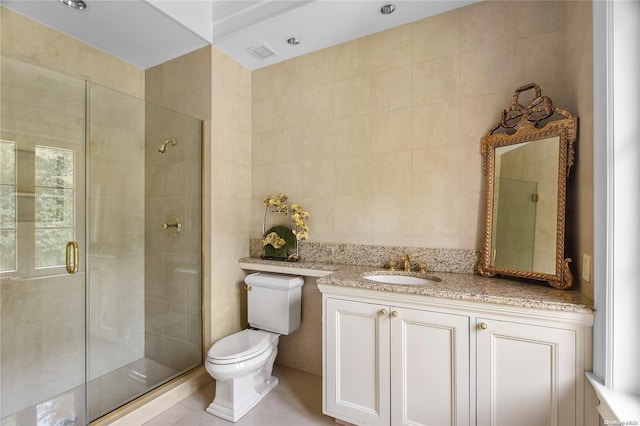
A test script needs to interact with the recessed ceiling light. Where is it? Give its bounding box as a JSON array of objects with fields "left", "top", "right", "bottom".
[
  {"left": 380, "top": 4, "right": 395, "bottom": 15},
  {"left": 286, "top": 37, "right": 300, "bottom": 46},
  {"left": 60, "top": 0, "right": 87, "bottom": 10}
]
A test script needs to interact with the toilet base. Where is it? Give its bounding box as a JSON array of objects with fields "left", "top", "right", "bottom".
[{"left": 206, "top": 375, "right": 279, "bottom": 422}]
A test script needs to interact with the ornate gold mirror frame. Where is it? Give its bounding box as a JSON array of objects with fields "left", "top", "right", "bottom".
[{"left": 478, "top": 83, "right": 577, "bottom": 289}]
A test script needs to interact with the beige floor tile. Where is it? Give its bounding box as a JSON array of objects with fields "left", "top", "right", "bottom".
[{"left": 145, "top": 366, "right": 335, "bottom": 426}]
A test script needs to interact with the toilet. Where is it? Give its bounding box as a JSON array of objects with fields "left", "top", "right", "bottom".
[{"left": 205, "top": 272, "right": 304, "bottom": 422}]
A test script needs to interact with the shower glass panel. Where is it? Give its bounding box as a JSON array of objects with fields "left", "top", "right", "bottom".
[
  {"left": 1, "top": 54, "right": 88, "bottom": 425},
  {"left": 1, "top": 54, "right": 202, "bottom": 424},
  {"left": 86, "top": 84, "right": 202, "bottom": 421}
]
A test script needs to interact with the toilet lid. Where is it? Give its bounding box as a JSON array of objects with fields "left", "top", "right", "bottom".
[{"left": 207, "top": 329, "right": 272, "bottom": 361}]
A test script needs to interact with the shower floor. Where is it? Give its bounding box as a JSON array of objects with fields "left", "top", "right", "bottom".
[
  {"left": 1, "top": 358, "right": 178, "bottom": 426},
  {"left": 88, "top": 357, "right": 179, "bottom": 420}
]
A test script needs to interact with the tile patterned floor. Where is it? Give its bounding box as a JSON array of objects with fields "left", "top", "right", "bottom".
[{"left": 143, "top": 366, "right": 335, "bottom": 426}]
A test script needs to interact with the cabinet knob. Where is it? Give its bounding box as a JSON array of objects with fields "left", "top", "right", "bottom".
[
  {"left": 380, "top": 309, "right": 388, "bottom": 316},
  {"left": 478, "top": 322, "right": 488, "bottom": 330},
  {"left": 391, "top": 311, "right": 399, "bottom": 318}
]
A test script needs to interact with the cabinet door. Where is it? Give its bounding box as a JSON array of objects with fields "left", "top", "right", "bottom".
[
  {"left": 324, "top": 298, "right": 390, "bottom": 426},
  {"left": 390, "top": 307, "right": 470, "bottom": 426},
  {"left": 476, "top": 318, "right": 576, "bottom": 426}
]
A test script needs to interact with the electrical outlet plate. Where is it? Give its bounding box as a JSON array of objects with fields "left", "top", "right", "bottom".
[{"left": 582, "top": 254, "right": 591, "bottom": 282}]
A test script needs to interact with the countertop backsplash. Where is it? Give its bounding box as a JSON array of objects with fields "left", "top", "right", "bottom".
[
  {"left": 245, "top": 240, "right": 594, "bottom": 313},
  {"left": 250, "top": 239, "right": 479, "bottom": 275}
]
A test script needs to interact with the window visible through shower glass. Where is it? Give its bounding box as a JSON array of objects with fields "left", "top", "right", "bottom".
[
  {"left": 0, "top": 140, "right": 17, "bottom": 272},
  {"left": 0, "top": 142, "right": 75, "bottom": 272},
  {"left": 34, "top": 145, "right": 75, "bottom": 268}
]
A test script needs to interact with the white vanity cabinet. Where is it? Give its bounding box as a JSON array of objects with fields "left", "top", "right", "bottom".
[
  {"left": 324, "top": 297, "right": 470, "bottom": 426},
  {"left": 320, "top": 286, "right": 593, "bottom": 426},
  {"left": 324, "top": 298, "right": 390, "bottom": 426},
  {"left": 475, "top": 318, "right": 577, "bottom": 425}
]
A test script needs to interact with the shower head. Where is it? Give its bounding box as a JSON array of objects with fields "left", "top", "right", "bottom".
[{"left": 158, "top": 137, "right": 177, "bottom": 154}]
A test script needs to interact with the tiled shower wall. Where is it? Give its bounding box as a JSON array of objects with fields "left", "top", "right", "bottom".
[{"left": 143, "top": 103, "right": 202, "bottom": 371}]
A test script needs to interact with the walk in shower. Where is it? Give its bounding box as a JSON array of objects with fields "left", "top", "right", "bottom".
[{"left": 0, "top": 54, "right": 203, "bottom": 424}]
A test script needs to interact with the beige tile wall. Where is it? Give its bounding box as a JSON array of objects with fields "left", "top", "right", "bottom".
[
  {"left": 209, "top": 47, "right": 253, "bottom": 344},
  {"left": 251, "top": 0, "right": 593, "bottom": 296},
  {"left": 0, "top": 7, "right": 144, "bottom": 99},
  {"left": 145, "top": 47, "right": 211, "bottom": 121},
  {"left": 565, "top": 1, "right": 594, "bottom": 298},
  {"left": 275, "top": 277, "right": 323, "bottom": 376}
]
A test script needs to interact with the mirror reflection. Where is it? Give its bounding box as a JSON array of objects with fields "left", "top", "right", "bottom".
[{"left": 491, "top": 137, "right": 559, "bottom": 274}]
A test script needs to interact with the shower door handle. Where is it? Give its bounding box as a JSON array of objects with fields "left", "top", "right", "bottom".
[{"left": 66, "top": 241, "right": 79, "bottom": 274}]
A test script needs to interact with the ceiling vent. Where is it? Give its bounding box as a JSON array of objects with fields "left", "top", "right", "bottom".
[{"left": 247, "top": 43, "right": 278, "bottom": 60}]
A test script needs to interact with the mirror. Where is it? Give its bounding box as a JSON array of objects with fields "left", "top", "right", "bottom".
[{"left": 478, "top": 83, "right": 577, "bottom": 289}]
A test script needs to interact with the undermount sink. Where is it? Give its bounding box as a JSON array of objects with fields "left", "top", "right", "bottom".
[{"left": 363, "top": 273, "right": 442, "bottom": 285}]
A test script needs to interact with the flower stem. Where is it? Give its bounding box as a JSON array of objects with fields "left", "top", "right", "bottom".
[{"left": 262, "top": 205, "right": 269, "bottom": 236}]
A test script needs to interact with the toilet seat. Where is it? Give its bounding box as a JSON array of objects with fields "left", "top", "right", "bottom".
[{"left": 207, "top": 329, "right": 273, "bottom": 365}]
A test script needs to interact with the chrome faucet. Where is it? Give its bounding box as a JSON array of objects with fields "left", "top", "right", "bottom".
[{"left": 401, "top": 253, "right": 411, "bottom": 272}]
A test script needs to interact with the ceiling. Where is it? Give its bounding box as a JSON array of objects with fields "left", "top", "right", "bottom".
[{"left": 1, "top": 0, "right": 477, "bottom": 70}]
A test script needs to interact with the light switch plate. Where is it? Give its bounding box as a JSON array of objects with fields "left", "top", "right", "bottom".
[{"left": 582, "top": 254, "right": 591, "bottom": 282}]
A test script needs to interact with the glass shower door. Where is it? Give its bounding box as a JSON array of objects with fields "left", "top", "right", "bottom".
[
  {"left": 85, "top": 85, "right": 202, "bottom": 421},
  {"left": 1, "top": 55, "right": 87, "bottom": 425},
  {"left": 1, "top": 54, "right": 203, "bottom": 424}
]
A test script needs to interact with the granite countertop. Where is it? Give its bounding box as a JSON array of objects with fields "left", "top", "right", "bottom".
[
  {"left": 240, "top": 256, "right": 342, "bottom": 272},
  {"left": 239, "top": 257, "right": 594, "bottom": 314}
]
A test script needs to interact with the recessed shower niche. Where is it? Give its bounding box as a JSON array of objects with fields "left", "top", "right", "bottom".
[{"left": 0, "top": 54, "right": 203, "bottom": 423}]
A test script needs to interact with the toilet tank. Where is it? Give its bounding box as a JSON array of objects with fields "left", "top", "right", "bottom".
[{"left": 245, "top": 272, "right": 304, "bottom": 335}]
